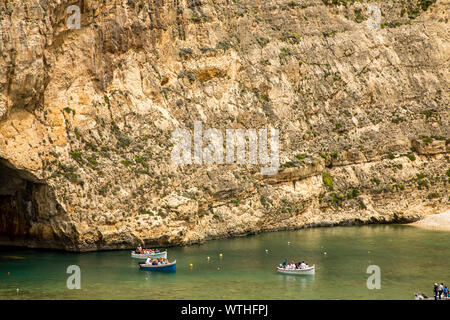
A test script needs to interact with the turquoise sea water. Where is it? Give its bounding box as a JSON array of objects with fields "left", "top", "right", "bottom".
[{"left": 0, "top": 224, "right": 449, "bottom": 300}]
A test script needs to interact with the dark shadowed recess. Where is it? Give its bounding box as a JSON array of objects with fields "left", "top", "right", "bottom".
[{"left": 0, "top": 159, "right": 45, "bottom": 247}]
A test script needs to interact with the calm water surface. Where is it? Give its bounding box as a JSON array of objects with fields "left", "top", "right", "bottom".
[{"left": 0, "top": 225, "right": 449, "bottom": 300}]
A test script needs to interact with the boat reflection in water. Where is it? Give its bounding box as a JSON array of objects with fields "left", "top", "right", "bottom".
[{"left": 279, "top": 274, "right": 315, "bottom": 290}]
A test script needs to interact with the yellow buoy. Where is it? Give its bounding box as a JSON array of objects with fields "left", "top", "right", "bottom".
[
  {"left": 219, "top": 253, "right": 223, "bottom": 257},
  {"left": 189, "top": 263, "right": 193, "bottom": 268}
]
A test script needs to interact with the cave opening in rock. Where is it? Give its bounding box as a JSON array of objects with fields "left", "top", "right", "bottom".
[{"left": 0, "top": 159, "right": 41, "bottom": 246}]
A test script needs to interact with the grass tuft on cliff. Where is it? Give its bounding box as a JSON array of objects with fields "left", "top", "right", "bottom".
[{"left": 322, "top": 172, "right": 334, "bottom": 190}]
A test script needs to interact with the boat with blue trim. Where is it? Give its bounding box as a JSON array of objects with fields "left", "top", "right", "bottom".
[{"left": 138, "top": 260, "right": 176, "bottom": 272}]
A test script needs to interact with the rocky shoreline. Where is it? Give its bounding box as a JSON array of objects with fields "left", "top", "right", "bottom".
[
  {"left": 411, "top": 210, "right": 450, "bottom": 231},
  {"left": 0, "top": 210, "right": 431, "bottom": 252}
]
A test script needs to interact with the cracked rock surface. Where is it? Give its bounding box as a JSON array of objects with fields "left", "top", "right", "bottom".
[{"left": 0, "top": 0, "right": 448, "bottom": 251}]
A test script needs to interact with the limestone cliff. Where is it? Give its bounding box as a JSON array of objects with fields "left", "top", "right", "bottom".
[{"left": 0, "top": 0, "right": 448, "bottom": 251}]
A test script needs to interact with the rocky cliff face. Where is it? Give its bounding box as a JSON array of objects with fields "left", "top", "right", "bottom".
[{"left": 0, "top": 0, "right": 448, "bottom": 251}]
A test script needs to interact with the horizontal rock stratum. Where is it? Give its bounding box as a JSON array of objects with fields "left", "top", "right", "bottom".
[{"left": 0, "top": 0, "right": 448, "bottom": 251}]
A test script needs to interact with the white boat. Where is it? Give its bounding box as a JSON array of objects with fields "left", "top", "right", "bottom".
[
  {"left": 277, "top": 265, "right": 315, "bottom": 275},
  {"left": 131, "top": 250, "right": 167, "bottom": 260}
]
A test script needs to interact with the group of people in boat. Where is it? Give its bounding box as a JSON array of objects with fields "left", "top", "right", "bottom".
[
  {"left": 135, "top": 246, "right": 161, "bottom": 255},
  {"left": 145, "top": 257, "right": 170, "bottom": 265},
  {"left": 280, "top": 259, "right": 309, "bottom": 270}
]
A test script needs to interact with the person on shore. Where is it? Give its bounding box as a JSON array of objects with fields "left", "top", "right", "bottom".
[
  {"left": 438, "top": 283, "right": 444, "bottom": 299},
  {"left": 434, "top": 283, "right": 439, "bottom": 300},
  {"left": 443, "top": 285, "right": 448, "bottom": 298}
]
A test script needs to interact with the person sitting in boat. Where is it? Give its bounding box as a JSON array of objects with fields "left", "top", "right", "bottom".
[
  {"left": 145, "top": 257, "right": 152, "bottom": 264},
  {"left": 300, "top": 261, "right": 307, "bottom": 269},
  {"left": 282, "top": 259, "right": 287, "bottom": 267}
]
